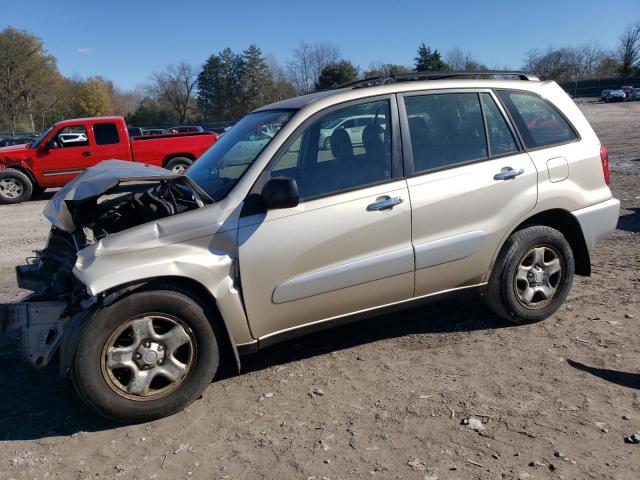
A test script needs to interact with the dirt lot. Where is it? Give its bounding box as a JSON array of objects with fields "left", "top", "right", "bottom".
[{"left": 0, "top": 101, "right": 638, "bottom": 480}]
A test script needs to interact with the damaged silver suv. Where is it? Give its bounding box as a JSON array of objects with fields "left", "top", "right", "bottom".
[{"left": 0, "top": 72, "right": 619, "bottom": 422}]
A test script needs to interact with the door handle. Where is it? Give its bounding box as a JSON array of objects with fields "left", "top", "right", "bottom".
[
  {"left": 494, "top": 167, "right": 524, "bottom": 181},
  {"left": 82, "top": 151, "right": 93, "bottom": 157},
  {"left": 367, "top": 196, "right": 403, "bottom": 211}
]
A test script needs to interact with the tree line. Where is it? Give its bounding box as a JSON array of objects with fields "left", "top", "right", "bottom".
[{"left": 1, "top": 21, "right": 638, "bottom": 133}]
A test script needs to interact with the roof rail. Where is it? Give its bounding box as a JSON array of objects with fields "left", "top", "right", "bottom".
[{"left": 339, "top": 70, "right": 540, "bottom": 89}]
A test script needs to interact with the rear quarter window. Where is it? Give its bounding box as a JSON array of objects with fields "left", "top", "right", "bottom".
[{"left": 497, "top": 91, "right": 577, "bottom": 149}]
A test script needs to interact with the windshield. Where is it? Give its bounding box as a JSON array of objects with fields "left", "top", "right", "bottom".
[
  {"left": 30, "top": 126, "right": 54, "bottom": 148},
  {"left": 187, "top": 109, "right": 295, "bottom": 201}
]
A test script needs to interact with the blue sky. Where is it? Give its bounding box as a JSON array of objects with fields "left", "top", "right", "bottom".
[{"left": 2, "top": 0, "right": 638, "bottom": 90}]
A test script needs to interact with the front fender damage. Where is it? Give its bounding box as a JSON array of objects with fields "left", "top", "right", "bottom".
[{"left": 4, "top": 159, "right": 249, "bottom": 375}]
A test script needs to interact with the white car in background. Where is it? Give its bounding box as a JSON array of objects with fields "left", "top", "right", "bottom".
[
  {"left": 318, "top": 114, "right": 386, "bottom": 150},
  {"left": 58, "top": 133, "right": 88, "bottom": 145}
]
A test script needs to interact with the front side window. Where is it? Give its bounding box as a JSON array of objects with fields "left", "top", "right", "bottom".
[
  {"left": 404, "top": 93, "right": 487, "bottom": 173},
  {"left": 55, "top": 125, "right": 89, "bottom": 148},
  {"left": 271, "top": 100, "right": 392, "bottom": 200},
  {"left": 187, "top": 109, "right": 294, "bottom": 201},
  {"left": 497, "top": 91, "right": 577, "bottom": 148},
  {"left": 94, "top": 123, "right": 120, "bottom": 145}
]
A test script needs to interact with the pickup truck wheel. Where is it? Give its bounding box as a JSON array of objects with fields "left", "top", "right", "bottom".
[
  {"left": 0, "top": 168, "right": 33, "bottom": 204},
  {"left": 72, "top": 289, "right": 220, "bottom": 423},
  {"left": 165, "top": 157, "right": 192, "bottom": 175},
  {"left": 485, "top": 226, "right": 574, "bottom": 324}
]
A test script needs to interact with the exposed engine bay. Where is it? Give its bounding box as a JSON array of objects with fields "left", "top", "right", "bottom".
[
  {"left": 1, "top": 161, "right": 209, "bottom": 369},
  {"left": 18, "top": 180, "right": 201, "bottom": 296}
]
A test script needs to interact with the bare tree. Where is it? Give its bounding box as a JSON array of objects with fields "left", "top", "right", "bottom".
[
  {"left": 446, "top": 48, "right": 466, "bottom": 71},
  {"left": 149, "top": 62, "right": 198, "bottom": 124},
  {"left": 618, "top": 21, "right": 640, "bottom": 76},
  {"left": 286, "top": 42, "right": 340, "bottom": 94},
  {"left": 265, "top": 54, "right": 297, "bottom": 101}
]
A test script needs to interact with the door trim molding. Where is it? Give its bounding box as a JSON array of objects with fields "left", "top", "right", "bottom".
[
  {"left": 258, "top": 283, "right": 486, "bottom": 349},
  {"left": 43, "top": 168, "right": 86, "bottom": 177},
  {"left": 272, "top": 246, "right": 414, "bottom": 304},
  {"left": 414, "top": 230, "right": 487, "bottom": 270}
]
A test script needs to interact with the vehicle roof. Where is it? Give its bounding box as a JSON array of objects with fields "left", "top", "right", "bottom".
[
  {"left": 255, "top": 78, "right": 551, "bottom": 113},
  {"left": 56, "top": 116, "right": 123, "bottom": 127}
]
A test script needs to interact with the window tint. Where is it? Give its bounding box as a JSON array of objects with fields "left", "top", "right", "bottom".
[
  {"left": 56, "top": 125, "right": 89, "bottom": 148},
  {"left": 497, "top": 91, "right": 577, "bottom": 148},
  {"left": 405, "top": 93, "right": 487, "bottom": 173},
  {"left": 272, "top": 100, "right": 392, "bottom": 199},
  {"left": 94, "top": 123, "right": 120, "bottom": 145},
  {"left": 480, "top": 93, "right": 518, "bottom": 156}
]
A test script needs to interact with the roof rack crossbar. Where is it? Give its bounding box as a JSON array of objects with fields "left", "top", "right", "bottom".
[{"left": 338, "top": 70, "right": 539, "bottom": 89}]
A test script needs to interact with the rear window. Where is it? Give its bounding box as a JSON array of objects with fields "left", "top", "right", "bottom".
[
  {"left": 94, "top": 123, "right": 120, "bottom": 145},
  {"left": 497, "top": 91, "right": 577, "bottom": 149}
]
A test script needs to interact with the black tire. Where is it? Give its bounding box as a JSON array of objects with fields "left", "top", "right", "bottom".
[
  {"left": 0, "top": 168, "right": 33, "bottom": 204},
  {"left": 72, "top": 288, "right": 220, "bottom": 423},
  {"left": 165, "top": 157, "right": 193, "bottom": 174},
  {"left": 485, "top": 226, "right": 574, "bottom": 324}
]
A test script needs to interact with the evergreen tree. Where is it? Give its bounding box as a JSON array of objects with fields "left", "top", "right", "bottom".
[
  {"left": 315, "top": 60, "right": 358, "bottom": 91},
  {"left": 239, "top": 44, "right": 273, "bottom": 112},
  {"left": 414, "top": 43, "right": 448, "bottom": 71}
]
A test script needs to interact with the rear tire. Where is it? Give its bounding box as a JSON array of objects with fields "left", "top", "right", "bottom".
[
  {"left": 0, "top": 168, "right": 33, "bottom": 204},
  {"left": 72, "top": 288, "right": 220, "bottom": 423},
  {"left": 485, "top": 226, "right": 574, "bottom": 324},
  {"left": 165, "top": 157, "right": 193, "bottom": 175}
]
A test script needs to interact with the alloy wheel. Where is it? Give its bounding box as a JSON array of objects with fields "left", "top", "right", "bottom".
[
  {"left": 0, "top": 178, "right": 24, "bottom": 199},
  {"left": 101, "top": 314, "right": 196, "bottom": 400},
  {"left": 513, "top": 245, "right": 564, "bottom": 309}
]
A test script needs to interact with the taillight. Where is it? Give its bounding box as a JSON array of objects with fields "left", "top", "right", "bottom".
[{"left": 600, "top": 144, "right": 610, "bottom": 185}]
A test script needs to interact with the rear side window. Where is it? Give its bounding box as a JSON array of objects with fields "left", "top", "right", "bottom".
[
  {"left": 497, "top": 91, "right": 577, "bottom": 148},
  {"left": 480, "top": 93, "right": 518, "bottom": 156},
  {"left": 94, "top": 123, "right": 120, "bottom": 145},
  {"left": 404, "top": 93, "right": 487, "bottom": 173}
]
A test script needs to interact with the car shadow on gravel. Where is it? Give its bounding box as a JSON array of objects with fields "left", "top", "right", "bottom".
[
  {"left": 240, "top": 295, "right": 512, "bottom": 376},
  {"left": 0, "top": 339, "right": 116, "bottom": 441},
  {"left": 0, "top": 296, "right": 511, "bottom": 441},
  {"left": 567, "top": 359, "right": 640, "bottom": 390},
  {"left": 617, "top": 207, "right": 640, "bottom": 233}
]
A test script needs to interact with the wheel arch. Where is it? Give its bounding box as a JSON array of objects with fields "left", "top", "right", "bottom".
[
  {"left": 162, "top": 153, "right": 195, "bottom": 168},
  {"left": 59, "top": 275, "right": 242, "bottom": 378},
  {"left": 2, "top": 165, "right": 39, "bottom": 188},
  {"left": 498, "top": 208, "right": 591, "bottom": 277}
]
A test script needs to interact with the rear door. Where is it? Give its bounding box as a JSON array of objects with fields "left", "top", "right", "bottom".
[{"left": 398, "top": 90, "right": 538, "bottom": 297}]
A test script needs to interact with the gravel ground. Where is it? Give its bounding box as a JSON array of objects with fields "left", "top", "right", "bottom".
[{"left": 0, "top": 102, "right": 638, "bottom": 480}]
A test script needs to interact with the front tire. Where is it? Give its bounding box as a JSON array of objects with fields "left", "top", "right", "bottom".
[
  {"left": 72, "top": 288, "right": 220, "bottom": 422},
  {"left": 0, "top": 168, "right": 33, "bottom": 204},
  {"left": 485, "top": 226, "right": 574, "bottom": 324}
]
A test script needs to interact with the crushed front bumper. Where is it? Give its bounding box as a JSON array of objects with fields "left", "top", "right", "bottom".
[{"left": 0, "top": 301, "right": 68, "bottom": 367}]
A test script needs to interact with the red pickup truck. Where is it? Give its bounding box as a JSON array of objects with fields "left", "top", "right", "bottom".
[{"left": 0, "top": 116, "right": 218, "bottom": 204}]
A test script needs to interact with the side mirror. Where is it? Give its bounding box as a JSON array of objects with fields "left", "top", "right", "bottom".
[{"left": 261, "top": 177, "right": 299, "bottom": 210}]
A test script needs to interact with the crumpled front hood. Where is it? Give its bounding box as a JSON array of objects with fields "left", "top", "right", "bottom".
[{"left": 43, "top": 159, "right": 203, "bottom": 232}]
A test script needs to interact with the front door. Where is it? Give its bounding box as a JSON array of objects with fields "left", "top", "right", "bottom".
[
  {"left": 399, "top": 90, "right": 539, "bottom": 297},
  {"left": 238, "top": 97, "right": 414, "bottom": 340},
  {"left": 35, "top": 123, "right": 95, "bottom": 187}
]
